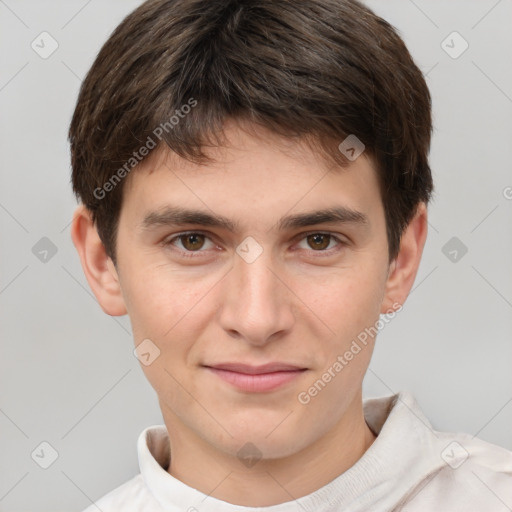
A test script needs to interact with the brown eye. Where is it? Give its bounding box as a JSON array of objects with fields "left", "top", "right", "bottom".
[
  {"left": 306, "top": 233, "right": 331, "bottom": 250},
  {"left": 164, "top": 231, "right": 216, "bottom": 258},
  {"left": 179, "top": 233, "right": 206, "bottom": 251}
]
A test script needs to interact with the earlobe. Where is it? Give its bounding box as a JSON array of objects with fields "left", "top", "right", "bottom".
[
  {"left": 380, "top": 203, "right": 428, "bottom": 314},
  {"left": 70, "top": 205, "right": 127, "bottom": 316}
]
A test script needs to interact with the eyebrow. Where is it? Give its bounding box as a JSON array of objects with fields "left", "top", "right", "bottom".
[{"left": 140, "top": 206, "right": 369, "bottom": 233}]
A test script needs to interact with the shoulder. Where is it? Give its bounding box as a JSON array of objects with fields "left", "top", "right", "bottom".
[
  {"left": 402, "top": 432, "right": 512, "bottom": 511},
  {"left": 82, "top": 473, "right": 164, "bottom": 512}
]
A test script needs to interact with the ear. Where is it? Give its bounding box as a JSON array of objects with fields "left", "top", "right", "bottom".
[
  {"left": 380, "top": 202, "right": 428, "bottom": 314},
  {"left": 70, "top": 205, "right": 127, "bottom": 316}
]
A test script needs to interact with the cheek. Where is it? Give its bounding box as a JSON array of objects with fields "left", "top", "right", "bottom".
[
  {"left": 293, "top": 272, "right": 382, "bottom": 418},
  {"left": 123, "top": 269, "right": 212, "bottom": 396},
  {"left": 298, "top": 264, "right": 386, "bottom": 342},
  {"left": 121, "top": 263, "right": 212, "bottom": 341}
]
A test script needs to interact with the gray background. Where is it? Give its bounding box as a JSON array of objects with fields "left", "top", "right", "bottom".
[{"left": 1, "top": 0, "right": 511, "bottom": 510}]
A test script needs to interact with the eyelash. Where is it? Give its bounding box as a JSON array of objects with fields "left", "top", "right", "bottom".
[{"left": 162, "top": 231, "right": 347, "bottom": 259}]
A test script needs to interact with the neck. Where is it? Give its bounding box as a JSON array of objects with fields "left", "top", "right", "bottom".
[{"left": 162, "top": 394, "right": 377, "bottom": 507}]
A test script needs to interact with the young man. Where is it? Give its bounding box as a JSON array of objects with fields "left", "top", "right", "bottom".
[{"left": 69, "top": 0, "right": 512, "bottom": 510}]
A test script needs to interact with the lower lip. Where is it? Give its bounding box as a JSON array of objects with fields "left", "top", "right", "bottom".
[{"left": 206, "top": 368, "right": 306, "bottom": 392}]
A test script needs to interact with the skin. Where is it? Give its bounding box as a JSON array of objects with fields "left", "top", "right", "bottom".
[{"left": 71, "top": 119, "right": 427, "bottom": 507}]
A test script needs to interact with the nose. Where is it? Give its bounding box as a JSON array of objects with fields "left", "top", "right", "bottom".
[{"left": 218, "top": 245, "right": 295, "bottom": 346}]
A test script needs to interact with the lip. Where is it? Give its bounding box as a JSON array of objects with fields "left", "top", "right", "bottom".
[{"left": 204, "top": 363, "right": 307, "bottom": 392}]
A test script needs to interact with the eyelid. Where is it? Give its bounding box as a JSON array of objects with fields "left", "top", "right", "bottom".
[
  {"left": 295, "top": 230, "right": 348, "bottom": 242},
  {"left": 163, "top": 230, "right": 348, "bottom": 257},
  {"left": 163, "top": 230, "right": 217, "bottom": 252},
  {"left": 293, "top": 231, "right": 347, "bottom": 253}
]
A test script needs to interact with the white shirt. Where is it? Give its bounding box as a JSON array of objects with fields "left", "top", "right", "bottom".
[{"left": 83, "top": 391, "right": 512, "bottom": 511}]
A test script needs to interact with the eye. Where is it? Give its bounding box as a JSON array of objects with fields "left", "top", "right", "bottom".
[
  {"left": 296, "top": 232, "right": 345, "bottom": 253},
  {"left": 163, "top": 231, "right": 347, "bottom": 259},
  {"left": 164, "top": 232, "right": 216, "bottom": 256}
]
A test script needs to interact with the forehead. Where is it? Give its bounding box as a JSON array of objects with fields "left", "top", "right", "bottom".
[{"left": 120, "top": 121, "right": 383, "bottom": 231}]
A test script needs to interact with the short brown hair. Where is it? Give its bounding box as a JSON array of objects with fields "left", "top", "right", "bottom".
[{"left": 69, "top": 0, "right": 433, "bottom": 266}]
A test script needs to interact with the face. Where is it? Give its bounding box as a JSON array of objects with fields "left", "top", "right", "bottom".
[{"left": 110, "top": 120, "right": 396, "bottom": 459}]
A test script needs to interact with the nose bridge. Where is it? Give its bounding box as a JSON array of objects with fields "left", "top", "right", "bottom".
[
  {"left": 219, "top": 240, "right": 294, "bottom": 343},
  {"left": 237, "top": 251, "right": 277, "bottom": 304}
]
